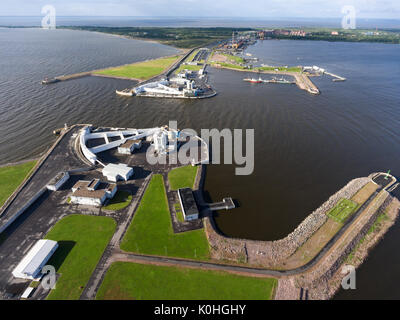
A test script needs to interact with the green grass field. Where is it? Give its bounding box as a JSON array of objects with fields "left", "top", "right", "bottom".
[
  {"left": 96, "top": 262, "right": 277, "bottom": 300},
  {"left": 221, "top": 53, "right": 245, "bottom": 64},
  {"left": 168, "top": 165, "right": 198, "bottom": 190},
  {"left": 120, "top": 174, "right": 209, "bottom": 260},
  {"left": 327, "top": 199, "right": 358, "bottom": 223},
  {"left": 175, "top": 63, "right": 203, "bottom": 74},
  {"left": 0, "top": 161, "right": 36, "bottom": 207},
  {"left": 103, "top": 191, "right": 132, "bottom": 211},
  {"left": 45, "top": 215, "right": 116, "bottom": 300},
  {"left": 174, "top": 203, "right": 185, "bottom": 222},
  {"left": 257, "top": 66, "right": 302, "bottom": 73},
  {"left": 94, "top": 55, "right": 180, "bottom": 80}
]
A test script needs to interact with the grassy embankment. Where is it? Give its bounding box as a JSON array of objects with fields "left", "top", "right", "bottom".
[
  {"left": 0, "top": 161, "right": 37, "bottom": 207},
  {"left": 45, "top": 215, "right": 116, "bottom": 300},
  {"left": 96, "top": 261, "right": 277, "bottom": 300},
  {"left": 120, "top": 172, "right": 209, "bottom": 260},
  {"left": 168, "top": 165, "right": 198, "bottom": 190},
  {"left": 280, "top": 182, "right": 376, "bottom": 269},
  {"left": 94, "top": 55, "right": 180, "bottom": 81},
  {"left": 103, "top": 191, "right": 132, "bottom": 211},
  {"left": 211, "top": 52, "right": 302, "bottom": 73}
]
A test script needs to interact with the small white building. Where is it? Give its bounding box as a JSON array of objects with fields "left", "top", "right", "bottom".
[
  {"left": 47, "top": 171, "right": 70, "bottom": 191},
  {"left": 12, "top": 240, "right": 58, "bottom": 280},
  {"left": 70, "top": 179, "right": 117, "bottom": 206},
  {"left": 102, "top": 163, "right": 134, "bottom": 182},
  {"left": 118, "top": 139, "right": 142, "bottom": 155}
]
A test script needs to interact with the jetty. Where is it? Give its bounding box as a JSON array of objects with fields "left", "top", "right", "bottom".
[
  {"left": 294, "top": 74, "right": 320, "bottom": 95},
  {"left": 208, "top": 198, "right": 236, "bottom": 211},
  {"left": 324, "top": 71, "right": 346, "bottom": 82}
]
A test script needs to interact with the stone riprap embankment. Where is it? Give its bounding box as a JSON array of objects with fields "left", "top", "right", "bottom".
[
  {"left": 205, "top": 177, "right": 371, "bottom": 268},
  {"left": 298, "top": 195, "right": 399, "bottom": 300}
]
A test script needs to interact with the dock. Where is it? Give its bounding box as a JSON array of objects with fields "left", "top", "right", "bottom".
[
  {"left": 208, "top": 198, "right": 236, "bottom": 211},
  {"left": 324, "top": 71, "right": 346, "bottom": 82}
]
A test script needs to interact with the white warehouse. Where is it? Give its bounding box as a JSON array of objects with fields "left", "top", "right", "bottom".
[{"left": 12, "top": 240, "right": 58, "bottom": 280}]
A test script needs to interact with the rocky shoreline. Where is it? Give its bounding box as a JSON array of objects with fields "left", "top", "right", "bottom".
[{"left": 204, "top": 177, "right": 371, "bottom": 268}]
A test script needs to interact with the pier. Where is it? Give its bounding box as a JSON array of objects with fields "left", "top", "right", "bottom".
[
  {"left": 208, "top": 197, "right": 236, "bottom": 211},
  {"left": 324, "top": 71, "right": 346, "bottom": 82},
  {"left": 294, "top": 74, "right": 320, "bottom": 95}
]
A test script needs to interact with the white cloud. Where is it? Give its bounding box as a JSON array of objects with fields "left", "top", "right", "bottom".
[{"left": 1, "top": 0, "right": 399, "bottom": 19}]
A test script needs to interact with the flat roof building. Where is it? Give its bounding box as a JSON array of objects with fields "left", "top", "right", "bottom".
[
  {"left": 47, "top": 171, "right": 70, "bottom": 191},
  {"left": 12, "top": 240, "right": 58, "bottom": 280},
  {"left": 178, "top": 188, "right": 200, "bottom": 221},
  {"left": 118, "top": 139, "right": 142, "bottom": 155},
  {"left": 70, "top": 179, "right": 117, "bottom": 206},
  {"left": 102, "top": 163, "right": 134, "bottom": 182}
]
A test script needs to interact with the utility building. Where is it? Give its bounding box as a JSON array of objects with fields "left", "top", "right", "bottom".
[
  {"left": 70, "top": 179, "right": 117, "bottom": 206},
  {"left": 12, "top": 240, "right": 58, "bottom": 280},
  {"left": 178, "top": 188, "right": 200, "bottom": 221},
  {"left": 102, "top": 163, "right": 134, "bottom": 182}
]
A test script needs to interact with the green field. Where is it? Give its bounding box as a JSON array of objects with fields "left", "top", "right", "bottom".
[
  {"left": 168, "top": 165, "right": 198, "bottom": 190},
  {"left": 94, "top": 55, "right": 180, "bottom": 80},
  {"left": 327, "top": 199, "right": 358, "bottom": 223},
  {"left": 120, "top": 174, "right": 209, "bottom": 260},
  {"left": 96, "top": 262, "right": 277, "bottom": 300},
  {"left": 0, "top": 161, "right": 36, "bottom": 207},
  {"left": 104, "top": 191, "right": 132, "bottom": 211},
  {"left": 45, "top": 215, "right": 116, "bottom": 300},
  {"left": 175, "top": 63, "right": 203, "bottom": 74},
  {"left": 257, "top": 66, "right": 302, "bottom": 73},
  {"left": 221, "top": 53, "right": 245, "bottom": 64},
  {"left": 174, "top": 203, "right": 185, "bottom": 222}
]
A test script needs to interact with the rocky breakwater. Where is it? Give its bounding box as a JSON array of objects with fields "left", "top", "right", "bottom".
[{"left": 205, "top": 177, "right": 371, "bottom": 268}]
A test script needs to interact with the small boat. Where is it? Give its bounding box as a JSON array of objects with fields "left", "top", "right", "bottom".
[{"left": 116, "top": 89, "right": 134, "bottom": 96}]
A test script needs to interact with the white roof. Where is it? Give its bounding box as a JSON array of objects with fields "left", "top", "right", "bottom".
[
  {"left": 12, "top": 240, "right": 58, "bottom": 278},
  {"left": 21, "top": 287, "right": 35, "bottom": 299},
  {"left": 102, "top": 163, "right": 133, "bottom": 176}
]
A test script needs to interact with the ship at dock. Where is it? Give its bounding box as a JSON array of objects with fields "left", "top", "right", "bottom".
[
  {"left": 266, "top": 77, "right": 295, "bottom": 84},
  {"left": 41, "top": 77, "right": 60, "bottom": 85},
  {"left": 243, "top": 77, "right": 265, "bottom": 84}
]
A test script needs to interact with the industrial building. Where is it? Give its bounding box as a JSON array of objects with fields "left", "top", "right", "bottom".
[
  {"left": 47, "top": 171, "right": 70, "bottom": 191},
  {"left": 12, "top": 240, "right": 58, "bottom": 280},
  {"left": 118, "top": 139, "right": 142, "bottom": 155},
  {"left": 102, "top": 163, "right": 134, "bottom": 182},
  {"left": 178, "top": 188, "right": 200, "bottom": 221},
  {"left": 70, "top": 179, "right": 117, "bottom": 206},
  {"left": 133, "top": 79, "right": 199, "bottom": 98}
]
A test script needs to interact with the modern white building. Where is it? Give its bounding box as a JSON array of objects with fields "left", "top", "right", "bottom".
[
  {"left": 12, "top": 240, "right": 59, "bottom": 280},
  {"left": 70, "top": 179, "right": 117, "bottom": 206},
  {"left": 118, "top": 139, "right": 142, "bottom": 155},
  {"left": 47, "top": 171, "right": 70, "bottom": 191},
  {"left": 102, "top": 163, "right": 134, "bottom": 182}
]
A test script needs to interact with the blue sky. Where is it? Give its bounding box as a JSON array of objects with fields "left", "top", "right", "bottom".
[{"left": 1, "top": 0, "right": 399, "bottom": 19}]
